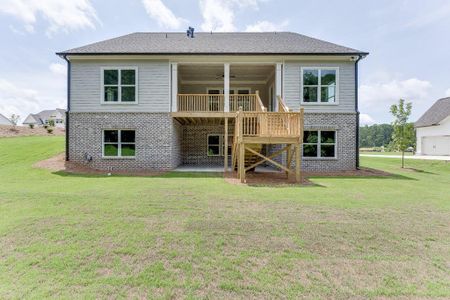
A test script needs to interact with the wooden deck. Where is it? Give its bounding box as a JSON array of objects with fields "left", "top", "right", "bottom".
[{"left": 172, "top": 93, "right": 304, "bottom": 183}]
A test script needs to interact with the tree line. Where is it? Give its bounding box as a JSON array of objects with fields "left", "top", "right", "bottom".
[{"left": 359, "top": 123, "right": 415, "bottom": 148}]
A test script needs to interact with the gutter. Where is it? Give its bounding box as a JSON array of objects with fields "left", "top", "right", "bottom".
[
  {"left": 55, "top": 51, "right": 370, "bottom": 56},
  {"left": 61, "top": 55, "right": 71, "bottom": 161}
]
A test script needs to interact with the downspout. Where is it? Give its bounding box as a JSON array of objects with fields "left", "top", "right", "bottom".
[
  {"left": 354, "top": 55, "right": 363, "bottom": 169},
  {"left": 62, "top": 55, "right": 71, "bottom": 161}
]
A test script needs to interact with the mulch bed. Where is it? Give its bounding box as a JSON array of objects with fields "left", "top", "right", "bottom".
[
  {"left": 0, "top": 125, "right": 65, "bottom": 138},
  {"left": 35, "top": 153, "right": 393, "bottom": 186}
]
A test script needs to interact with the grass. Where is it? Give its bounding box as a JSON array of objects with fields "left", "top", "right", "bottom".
[{"left": 0, "top": 136, "right": 449, "bottom": 299}]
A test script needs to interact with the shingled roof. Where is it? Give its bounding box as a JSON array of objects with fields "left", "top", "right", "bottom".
[
  {"left": 57, "top": 32, "right": 368, "bottom": 56},
  {"left": 415, "top": 97, "right": 450, "bottom": 128}
]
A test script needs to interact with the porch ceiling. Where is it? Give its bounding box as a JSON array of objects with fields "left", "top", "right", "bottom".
[{"left": 178, "top": 64, "right": 274, "bottom": 83}]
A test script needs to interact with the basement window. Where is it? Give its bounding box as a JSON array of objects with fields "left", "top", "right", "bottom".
[
  {"left": 301, "top": 68, "right": 338, "bottom": 103},
  {"left": 102, "top": 68, "right": 137, "bottom": 103},
  {"left": 303, "top": 130, "right": 336, "bottom": 158},
  {"left": 103, "top": 130, "right": 136, "bottom": 158},
  {"left": 207, "top": 134, "right": 233, "bottom": 157}
]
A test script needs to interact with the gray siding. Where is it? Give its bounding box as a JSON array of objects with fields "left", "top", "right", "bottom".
[
  {"left": 70, "top": 60, "right": 170, "bottom": 112},
  {"left": 284, "top": 61, "right": 355, "bottom": 113}
]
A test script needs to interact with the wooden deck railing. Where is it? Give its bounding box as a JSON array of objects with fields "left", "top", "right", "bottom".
[
  {"left": 238, "top": 111, "right": 303, "bottom": 137},
  {"left": 277, "top": 95, "right": 290, "bottom": 112},
  {"left": 177, "top": 93, "right": 265, "bottom": 112},
  {"left": 177, "top": 94, "right": 224, "bottom": 112}
]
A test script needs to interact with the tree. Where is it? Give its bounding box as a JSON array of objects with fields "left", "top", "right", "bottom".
[
  {"left": 9, "top": 114, "right": 20, "bottom": 130},
  {"left": 390, "top": 99, "right": 414, "bottom": 168}
]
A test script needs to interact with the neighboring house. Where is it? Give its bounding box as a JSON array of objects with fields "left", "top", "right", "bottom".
[
  {"left": 57, "top": 31, "right": 368, "bottom": 180},
  {"left": 23, "top": 109, "right": 66, "bottom": 128},
  {"left": 0, "top": 113, "right": 12, "bottom": 125},
  {"left": 415, "top": 97, "right": 450, "bottom": 156}
]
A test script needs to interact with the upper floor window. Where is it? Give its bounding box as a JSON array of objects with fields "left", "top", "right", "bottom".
[
  {"left": 302, "top": 68, "right": 338, "bottom": 104},
  {"left": 102, "top": 68, "right": 137, "bottom": 103}
]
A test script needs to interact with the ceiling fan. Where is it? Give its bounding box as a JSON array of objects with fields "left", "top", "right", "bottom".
[{"left": 215, "top": 74, "right": 236, "bottom": 79}]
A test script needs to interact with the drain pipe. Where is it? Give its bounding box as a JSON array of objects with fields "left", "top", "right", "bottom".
[
  {"left": 354, "top": 55, "right": 363, "bottom": 169},
  {"left": 62, "top": 55, "right": 71, "bottom": 161}
]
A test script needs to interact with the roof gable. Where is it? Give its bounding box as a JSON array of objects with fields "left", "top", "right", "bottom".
[
  {"left": 415, "top": 97, "right": 450, "bottom": 128},
  {"left": 57, "top": 32, "right": 368, "bottom": 56}
]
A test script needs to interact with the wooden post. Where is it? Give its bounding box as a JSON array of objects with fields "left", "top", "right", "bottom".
[
  {"left": 239, "top": 142, "right": 245, "bottom": 183},
  {"left": 224, "top": 117, "right": 228, "bottom": 173},
  {"left": 286, "top": 144, "right": 292, "bottom": 178},
  {"left": 295, "top": 143, "right": 301, "bottom": 183}
]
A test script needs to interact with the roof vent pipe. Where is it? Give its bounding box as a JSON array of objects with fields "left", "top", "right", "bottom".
[{"left": 186, "top": 27, "right": 194, "bottom": 38}]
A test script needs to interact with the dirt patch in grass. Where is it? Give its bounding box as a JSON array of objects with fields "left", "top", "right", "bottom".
[
  {"left": 224, "top": 167, "right": 392, "bottom": 186},
  {"left": 35, "top": 153, "right": 391, "bottom": 185},
  {"left": 33, "top": 152, "right": 166, "bottom": 176},
  {"left": 0, "top": 125, "right": 65, "bottom": 137}
]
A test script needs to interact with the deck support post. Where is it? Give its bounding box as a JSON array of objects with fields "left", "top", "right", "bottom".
[
  {"left": 171, "top": 63, "right": 178, "bottom": 112},
  {"left": 239, "top": 142, "right": 245, "bottom": 183},
  {"left": 286, "top": 144, "right": 293, "bottom": 178},
  {"left": 224, "top": 117, "right": 228, "bottom": 173},
  {"left": 295, "top": 143, "right": 301, "bottom": 183},
  {"left": 224, "top": 63, "right": 230, "bottom": 112}
]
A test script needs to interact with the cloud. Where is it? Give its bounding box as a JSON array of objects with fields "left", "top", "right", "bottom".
[
  {"left": 141, "top": 0, "right": 186, "bottom": 29},
  {"left": 199, "top": 0, "right": 236, "bottom": 32},
  {"left": 403, "top": 3, "right": 450, "bottom": 29},
  {"left": 0, "top": 79, "right": 41, "bottom": 121},
  {"left": 199, "top": 0, "right": 266, "bottom": 32},
  {"left": 0, "top": 0, "right": 99, "bottom": 36},
  {"left": 445, "top": 88, "right": 450, "bottom": 97},
  {"left": 360, "top": 113, "right": 376, "bottom": 125},
  {"left": 0, "top": 74, "right": 65, "bottom": 123},
  {"left": 360, "top": 78, "right": 432, "bottom": 110},
  {"left": 49, "top": 63, "right": 67, "bottom": 76},
  {"left": 245, "top": 20, "right": 289, "bottom": 32}
]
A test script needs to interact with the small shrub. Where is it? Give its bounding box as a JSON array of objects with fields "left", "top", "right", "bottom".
[
  {"left": 48, "top": 119, "right": 55, "bottom": 127},
  {"left": 47, "top": 128, "right": 54, "bottom": 134},
  {"left": 43, "top": 124, "right": 48, "bottom": 129},
  {"left": 29, "top": 124, "right": 34, "bottom": 129}
]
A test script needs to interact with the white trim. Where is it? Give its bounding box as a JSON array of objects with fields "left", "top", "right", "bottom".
[
  {"left": 300, "top": 67, "right": 339, "bottom": 105},
  {"left": 224, "top": 63, "right": 230, "bottom": 112},
  {"left": 302, "top": 130, "right": 337, "bottom": 159},
  {"left": 171, "top": 63, "right": 178, "bottom": 112},
  {"left": 100, "top": 67, "right": 139, "bottom": 104},
  {"left": 102, "top": 129, "right": 136, "bottom": 158}
]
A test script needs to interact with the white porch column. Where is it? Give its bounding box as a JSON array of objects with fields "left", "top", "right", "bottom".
[
  {"left": 275, "top": 63, "right": 283, "bottom": 112},
  {"left": 224, "top": 63, "right": 230, "bottom": 112},
  {"left": 171, "top": 63, "right": 178, "bottom": 112}
]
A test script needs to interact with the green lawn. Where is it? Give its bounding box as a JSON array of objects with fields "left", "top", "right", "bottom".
[{"left": 1, "top": 136, "right": 449, "bottom": 299}]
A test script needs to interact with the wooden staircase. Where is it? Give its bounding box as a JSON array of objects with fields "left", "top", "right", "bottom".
[{"left": 231, "top": 96, "right": 304, "bottom": 183}]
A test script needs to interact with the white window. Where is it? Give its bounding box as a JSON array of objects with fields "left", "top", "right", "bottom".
[
  {"left": 103, "top": 130, "right": 136, "bottom": 158},
  {"left": 207, "top": 134, "right": 233, "bottom": 157},
  {"left": 301, "top": 68, "right": 338, "bottom": 104},
  {"left": 303, "top": 130, "right": 336, "bottom": 158},
  {"left": 102, "top": 68, "right": 138, "bottom": 103}
]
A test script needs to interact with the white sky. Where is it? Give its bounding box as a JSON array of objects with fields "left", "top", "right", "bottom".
[{"left": 0, "top": 0, "right": 449, "bottom": 124}]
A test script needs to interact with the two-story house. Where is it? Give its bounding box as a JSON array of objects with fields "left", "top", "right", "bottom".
[{"left": 57, "top": 31, "right": 367, "bottom": 182}]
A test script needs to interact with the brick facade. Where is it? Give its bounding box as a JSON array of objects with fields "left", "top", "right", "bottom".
[
  {"left": 299, "top": 112, "right": 357, "bottom": 171},
  {"left": 68, "top": 112, "right": 357, "bottom": 172},
  {"left": 181, "top": 124, "right": 230, "bottom": 166},
  {"left": 68, "top": 112, "right": 181, "bottom": 171}
]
